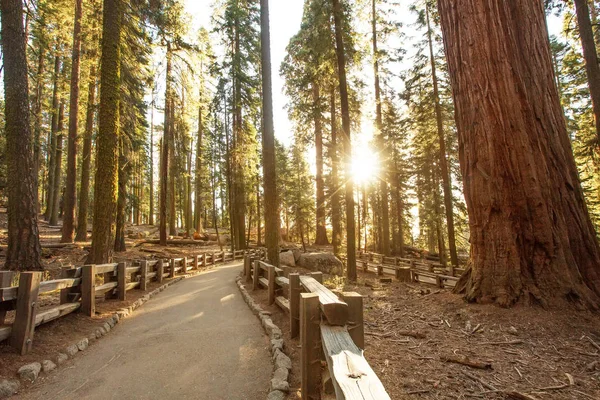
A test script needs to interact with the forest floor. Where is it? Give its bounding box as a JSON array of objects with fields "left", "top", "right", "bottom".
[
  {"left": 0, "top": 214, "right": 226, "bottom": 383},
  {"left": 247, "top": 261, "right": 600, "bottom": 400}
]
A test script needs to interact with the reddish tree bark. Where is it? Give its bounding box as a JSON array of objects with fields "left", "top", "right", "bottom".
[
  {"left": 438, "top": 0, "right": 600, "bottom": 307},
  {"left": 313, "top": 83, "right": 329, "bottom": 246}
]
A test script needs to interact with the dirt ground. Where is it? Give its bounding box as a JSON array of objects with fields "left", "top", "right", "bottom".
[
  {"left": 246, "top": 267, "right": 600, "bottom": 400},
  {"left": 0, "top": 216, "right": 225, "bottom": 382}
]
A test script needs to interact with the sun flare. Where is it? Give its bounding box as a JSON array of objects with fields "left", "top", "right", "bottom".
[{"left": 351, "top": 146, "right": 380, "bottom": 185}]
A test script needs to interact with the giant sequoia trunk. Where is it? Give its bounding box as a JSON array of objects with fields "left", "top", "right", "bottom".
[
  {"left": 438, "top": 0, "right": 600, "bottom": 308},
  {"left": 61, "top": 0, "right": 83, "bottom": 243},
  {"left": 49, "top": 102, "right": 65, "bottom": 226},
  {"left": 1, "top": 0, "right": 42, "bottom": 270},
  {"left": 260, "top": 0, "right": 281, "bottom": 266},
  {"left": 45, "top": 56, "right": 61, "bottom": 221},
  {"left": 88, "top": 0, "right": 122, "bottom": 264},
  {"left": 159, "top": 47, "right": 172, "bottom": 245}
]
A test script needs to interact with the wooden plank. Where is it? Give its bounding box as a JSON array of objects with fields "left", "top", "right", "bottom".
[
  {"left": 275, "top": 296, "right": 290, "bottom": 313},
  {"left": 0, "top": 272, "right": 13, "bottom": 324},
  {"left": 94, "top": 281, "right": 118, "bottom": 295},
  {"left": 35, "top": 303, "right": 80, "bottom": 326},
  {"left": 0, "top": 286, "right": 17, "bottom": 302},
  {"left": 276, "top": 276, "right": 289, "bottom": 289},
  {"left": 140, "top": 260, "right": 148, "bottom": 291},
  {"left": 301, "top": 293, "right": 321, "bottom": 400},
  {"left": 156, "top": 259, "right": 164, "bottom": 283},
  {"left": 253, "top": 260, "right": 260, "bottom": 291},
  {"left": 11, "top": 272, "right": 41, "bottom": 355},
  {"left": 40, "top": 278, "right": 81, "bottom": 294},
  {"left": 321, "top": 324, "right": 390, "bottom": 400},
  {"left": 81, "top": 265, "right": 96, "bottom": 317},
  {"left": 300, "top": 276, "right": 348, "bottom": 326},
  {"left": 126, "top": 266, "right": 141, "bottom": 275},
  {"left": 117, "top": 262, "right": 127, "bottom": 301},
  {"left": 147, "top": 272, "right": 157, "bottom": 280},
  {"left": 311, "top": 272, "right": 323, "bottom": 284},
  {"left": 395, "top": 267, "right": 411, "bottom": 282},
  {"left": 342, "top": 292, "right": 364, "bottom": 349},
  {"left": 259, "top": 277, "right": 269, "bottom": 289},
  {"left": 125, "top": 282, "right": 139, "bottom": 291},
  {"left": 0, "top": 326, "right": 11, "bottom": 342},
  {"left": 95, "top": 263, "right": 119, "bottom": 274},
  {"left": 267, "top": 265, "right": 276, "bottom": 305},
  {"left": 289, "top": 273, "right": 301, "bottom": 339}
]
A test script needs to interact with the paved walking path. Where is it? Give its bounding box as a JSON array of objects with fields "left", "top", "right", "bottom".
[{"left": 21, "top": 262, "right": 271, "bottom": 400}]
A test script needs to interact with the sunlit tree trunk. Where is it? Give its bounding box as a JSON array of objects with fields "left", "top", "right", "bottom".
[
  {"left": 438, "top": 0, "right": 600, "bottom": 307},
  {"left": 160, "top": 46, "right": 172, "bottom": 245},
  {"left": 260, "top": 0, "right": 281, "bottom": 265},
  {"left": 88, "top": 0, "right": 122, "bottom": 264},
  {"left": 313, "top": 83, "right": 329, "bottom": 246},
  {"left": 61, "top": 0, "right": 83, "bottom": 243},
  {"left": 330, "top": 86, "right": 342, "bottom": 255},
  {"left": 1, "top": 0, "right": 42, "bottom": 270},
  {"left": 75, "top": 62, "right": 97, "bottom": 242},
  {"left": 574, "top": 0, "right": 600, "bottom": 143},
  {"left": 426, "top": 2, "right": 457, "bottom": 266},
  {"left": 49, "top": 101, "right": 65, "bottom": 226}
]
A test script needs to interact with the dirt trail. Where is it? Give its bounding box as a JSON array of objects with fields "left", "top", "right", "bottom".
[{"left": 18, "top": 262, "right": 271, "bottom": 400}]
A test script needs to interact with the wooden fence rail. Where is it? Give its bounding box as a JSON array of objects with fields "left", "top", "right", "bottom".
[
  {"left": 0, "top": 249, "right": 259, "bottom": 355},
  {"left": 243, "top": 255, "right": 389, "bottom": 400}
]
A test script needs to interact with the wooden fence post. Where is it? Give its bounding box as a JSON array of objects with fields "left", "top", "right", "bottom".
[
  {"left": 169, "top": 259, "right": 176, "bottom": 278},
  {"left": 253, "top": 260, "right": 260, "bottom": 291},
  {"left": 117, "top": 262, "right": 127, "bottom": 301},
  {"left": 0, "top": 272, "right": 15, "bottom": 325},
  {"left": 289, "top": 273, "right": 301, "bottom": 339},
  {"left": 267, "top": 265, "right": 275, "bottom": 305},
  {"left": 311, "top": 272, "right": 323, "bottom": 284},
  {"left": 81, "top": 265, "right": 96, "bottom": 317},
  {"left": 245, "top": 256, "right": 254, "bottom": 283},
  {"left": 300, "top": 293, "right": 321, "bottom": 400},
  {"left": 342, "top": 292, "right": 364, "bottom": 349},
  {"left": 377, "top": 265, "right": 383, "bottom": 276},
  {"left": 193, "top": 255, "right": 199, "bottom": 270},
  {"left": 156, "top": 259, "right": 164, "bottom": 283},
  {"left": 10, "top": 272, "right": 41, "bottom": 355},
  {"left": 211, "top": 252, "right": 216, "bottom": 267},
  {"left": 140, "top": 261, "right": 148, "bottom": 291}
]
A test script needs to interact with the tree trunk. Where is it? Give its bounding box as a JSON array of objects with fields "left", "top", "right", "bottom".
[
  {"left": 32, "top": 48, "right": 45, "bottom": 206},
  {"left": 426, "top": 2, "right": 458, "bottom": 266},
  {"left": 1, "top": 0, "right": 42, "bottom": 270},
  {"left": 45, "top": 56, "right": 61, "bottom": 221},
  {"left": 393, "top": 158, "right": 405, "bottom": 257},
  {"left": 149, "top": 92, "right": 155, "bottom": 226},
  {"left": 372, "top": 0, "right": 390, "bottom": 256},
  {"left": 574, "top": 0, "right": 600, "bottom": 144},
  {"left": 160, "top": 46, "right": 172, "bottom": 245},
  {"left": 330, "top": 86, "right": 342, "bottom": 256},
  {"left": 195, "top": 103, "right": 204, "bottom": 233},
  {"left": 75, "top": 62, "right": 97, "bottom": 242},
  {"left": 114, "top": 137, "right": 128, "bottom": 252},
  {"left": 260, "top": 0, "right": 281, "bottom": 266},
  {"left": 168, "top": 98, "right": 176, "bottom": 237},
  {"left": 61, "top": 0, "right": 83, "bottom": 243},
  {"left": 49, "top": 101, "right": 65, "bottom": 226},
  {"left": 88, "top": 0, "right": 122, "bottom": 264},
  {"left": 256, "top": 181, "right": 262, "bottom": 245},
  {"left": 332, "top": 0, "right": 357, "bottom": 280},
  {"left": 313, "top": 83, "right": 329, "bottom": 246},
  {"left": 438, "top": 0, "right": 600, "bottom": 308}
]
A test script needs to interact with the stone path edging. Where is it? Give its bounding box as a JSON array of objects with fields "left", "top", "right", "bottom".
[{"left": 236, "top": 276, "right": 291, "bottom": 400}]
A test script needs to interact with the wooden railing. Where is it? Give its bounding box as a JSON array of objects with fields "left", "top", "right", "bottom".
[
  {"left": 244, "top": 255, "right": 390, "bottom": 400},
  {"left": 0, "top": 248, "right": 253, "bottom": 355},
  {"left": 343, "top": 252, "right": 464, "bottom": 289}
]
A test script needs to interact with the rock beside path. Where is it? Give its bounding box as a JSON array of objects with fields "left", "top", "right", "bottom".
[{"left": 297, "top": 252, "right": 343, "bottom": 275}]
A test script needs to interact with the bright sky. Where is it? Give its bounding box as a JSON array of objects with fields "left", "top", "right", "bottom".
[{"left": 185, "top": 0, "right": 305, "bottom": 146}]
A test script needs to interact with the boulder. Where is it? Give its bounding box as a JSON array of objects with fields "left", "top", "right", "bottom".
[
  {"left": 55, "top": 353, "right": 68, "bottom": 365},
  {"left": 292, "top": 248, "right": 302, "bottom": 263},
  {"left": 42, "top": 360, "right": 56, "bottom": 373},
  {"left": 297, "top": 252, "right": 343, "bottom": 276},
  {"left": 0, "top": 380, "right": 19, "bottom": 398},
  {"left": 279, "top": 251, "right": 295, "bottom": 267},
  {"left": 17, "top": 363, "right": 41, "bottom": 382}
]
